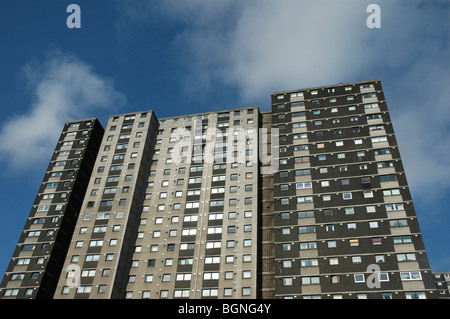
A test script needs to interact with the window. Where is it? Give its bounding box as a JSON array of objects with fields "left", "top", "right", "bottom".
[
  {"left": 299, "top": 226, "right": 315, "bottom": 234},
  {"left": 291, "top": 92, "right": 304, "bottom": 98},
  {"left": 297, "top": 182, "right": 312, "bottom": 189},
  {"left": 372, "top": 136, "right": 388, "bottom": 143},
  {"left": 182, "top": 229, "right": 197, "bottom": 236},
  {"left": 293, "top": 133, "right": 307, "bottom": 140},
  {"left": 374, "top": 254, "right": 386, "bottom": 265},
  {"left": 376, "top": 254, "right": 385, "bottom": 263},
  {"left": 292, "top": 111, "right": 305, "bottom": 118},
  {"left": 295, "top": 156, "right": 310, "bottom": 163},
  {"left": 393, "top": 235, "right": 412, "bottom": 244},
  {"left": 300, "top": 242, "right": 317, "bottom": 250},
  {"left": 205, "top": 256, "right": 220, "bottom": 265},
  {"left": 116, "top": 144, "right": 128, "bottom": 150},
  {"left": 329, "top": 258, "right": 339, "bottom": 266},
  {"left": 385, "top": 204, "right": 404, "bottom": 213},
  {"left": 372, "top": 237, "right": 382, "bottom": 245},
  {"left": 283, "top": 277, "right": 293, "bottom": 286},
  {"left": 397, "top": 253, "right": 416, "bottom": 262},
  {"left": 301, "top": 276, "right": 320, "bottom": 285},
  {"left": 100, "top": 200, "right": 113, "bottom": 207},
  {"left": 383, "top": 189, "right": 401, "bottom": 196},
  {"left": 297, "top": 196, "right": 313, "bottom": 203},
  {"left": 354, "top": 274, "right": 365, "bottom": 283},
  {"left": 208, "top": 213, "right": 223, "bottom": 221},
  {"left": 243, "top": 239, "right": 252, "bottom": 247},
  {"left": 331, "top": 275, "right": 341, "bottom": 284},
  {"left": 400, "top": 272, "right": 422, "bottom": 281},
  {"left": 389, "top": 219, "right": 408, "bottom": 227},
  {"left": 107, "top": 176, "right": 119, "bottom": 183},
  {"left": 37, "top": 205, "right": 50, "bottom": 212},
  {"left": 228, "top": 186, "right": 237, "bottom": 193},
  {"left": 210, "top": 200, "right": 224, "bottom": 207},
  {"left": 295, "top": 169, "right": 311, "bottom": 176},
  {"left": 104, "top": 188, "right": 117, "bottom": 195},
  {"left": 349, "top": 239, "right": 359, "bottom": 247},
  {"left": 323, "top": 209, "right": 333, "bottom": 216},
  {"left": 405, "top": 292, "right": 426, "bottom": 299},
  {"left": 369, "top": 221, "right": 379, "bottom": 228},
  {"left": 363, "top": 190, "right": 374, "bottom": 198},
  {"left": 362, "top": 93, "right": 377, "bottom": 99}
]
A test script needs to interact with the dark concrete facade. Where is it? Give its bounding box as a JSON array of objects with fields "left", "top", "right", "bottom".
[{"left": 0, "top": 119, "right": 104, "bottom": 298}]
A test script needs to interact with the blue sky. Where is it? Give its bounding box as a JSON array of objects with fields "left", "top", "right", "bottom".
[{"left": 0, "top": 0, "right": 449, "bottom": 277}]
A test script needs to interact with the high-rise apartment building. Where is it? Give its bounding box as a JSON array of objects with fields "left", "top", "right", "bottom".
[
  {"left": 0, "top": 119, "right": 104, "bottom": 298},
  {"left": 263, "top": 80, "right": 435, "bottom": 299},
  {"left": 0, "top": 80, "right": 438, "bottom": 299}
]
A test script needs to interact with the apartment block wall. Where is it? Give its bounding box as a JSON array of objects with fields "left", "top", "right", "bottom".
[
  {"left": 260, "top": 111, "right": 276, "bottom": 298},
  {"left": 54, "top": 111, "right": 159, "bottom": 299},
  {"left": 269, "top": 80, "right": 435, "bottom": 299},
  {"left": 126, "top": 107, "right": 260, "bottom": 299},
  {"left": 0, "top": 119, "right": 104, "bottom": 298}
]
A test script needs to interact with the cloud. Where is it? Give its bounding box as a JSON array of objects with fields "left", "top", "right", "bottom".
[
  {"left": 0, "top": 51, "right": 126, "bottom": 169},
  {"left": 224, "top": 1, "right": 370, "bottom": 103},
  {"left": 116, "top": 1, "right": 403, "bottom": 105},
  {"left": 119, "top": 0, "right": 376, "bottom": 105},
  {"left": 117, "top": 0, "right": 450, "bottom": 205},
  {"left": 389, "top": 49, "right": 450, "bottom": 205}
]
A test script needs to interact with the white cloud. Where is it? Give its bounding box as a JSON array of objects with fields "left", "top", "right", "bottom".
[
  {"left": 224, "top": 1, "right": 369, "bottom": 103},
  {"left": 0, "top": 52, "right": 126, "bottom": 169},
  {"left": 115, "top": 1, "right": 386, "bottom": 109},
  {"left": 119, "top": 0, "right": 450, "bottom": 205},
  {"left": 124, "top": 0, "right": 376, "bottom": 106}
]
